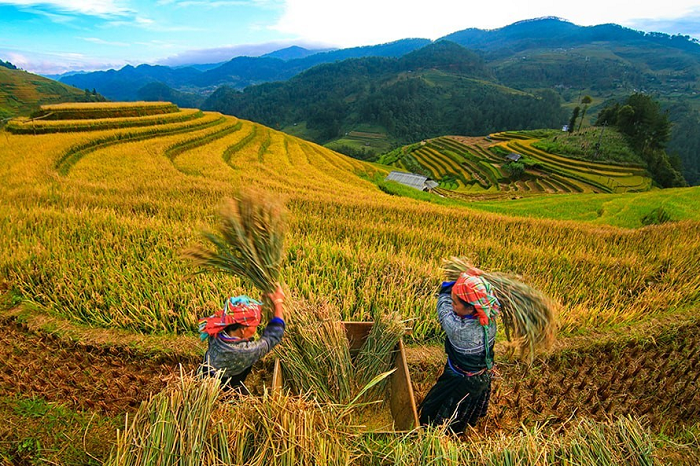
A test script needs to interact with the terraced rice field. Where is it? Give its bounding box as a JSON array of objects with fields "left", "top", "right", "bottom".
[{"left": 384, "top": 132, "right": 653, "bottom": 197}]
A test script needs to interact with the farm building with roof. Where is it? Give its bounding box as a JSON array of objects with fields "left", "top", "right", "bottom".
[{"left": 385, "top": 171, "right": 439, "bottom": 191}]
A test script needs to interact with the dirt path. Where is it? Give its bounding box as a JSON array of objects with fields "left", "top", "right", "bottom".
[{"left": 0, "top": 322, "right": 198, "bottom": 415}]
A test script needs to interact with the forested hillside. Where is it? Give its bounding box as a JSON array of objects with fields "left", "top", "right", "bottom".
[{"left": 203, "top": 42, "right": 567, "bottom": 148}]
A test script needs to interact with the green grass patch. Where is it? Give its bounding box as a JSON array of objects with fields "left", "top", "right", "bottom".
[
  {"left": 0, "top": 395, "right": 117, "bottom": 465},
  {"left": 465, "top": 186, "right": 700, "bottom": 228},
  {"left": 532, "top": 126, "right": 643, "bottom": 166}
]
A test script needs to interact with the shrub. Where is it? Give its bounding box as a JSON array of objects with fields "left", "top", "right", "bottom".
[{"left": 504, "top": 162, "right": 526, "bottom": 180}]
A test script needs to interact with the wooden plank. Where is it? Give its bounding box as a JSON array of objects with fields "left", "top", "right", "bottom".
[
  {"left": 342, "top": 321, "right": 373, "bottom": 352},
  {"left": 271, "top": 358, "right": 282, "bottom": 392},
  {"left": 389, "top": 339, "right": 419, "bottom": 431}
]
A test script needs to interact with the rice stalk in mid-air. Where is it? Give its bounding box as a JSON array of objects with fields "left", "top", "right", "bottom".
[
  {"left": 442, "top": 256, "right": 559, "bottom": 360},
  {"left": 185, "top": 188, "right": 287, "bottom": 311}
]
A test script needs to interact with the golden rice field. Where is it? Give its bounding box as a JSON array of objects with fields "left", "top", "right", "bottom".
[
  {"left": 1, "top": 103, "right": 699, "bottom": 341},
  {"left": 1, "top": 102, "right": 700, "bottom": 464}
]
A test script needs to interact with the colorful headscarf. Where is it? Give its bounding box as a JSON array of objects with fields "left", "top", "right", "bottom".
[
  {"left": 198, "top": 296, "right": 262, "bottom": 340},
  {"left": 453, "top": 272, "right": 500, "bottom": 326}
]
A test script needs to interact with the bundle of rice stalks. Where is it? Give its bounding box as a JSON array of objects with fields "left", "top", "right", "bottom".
[
  {"left": 107, "top": 375, "right": 221, "bottom": 466},
  {"left": 186, "top": 188, "right": 287, "bottom": 309},
  {"left": 442, "top": 257, "right": 559, "bottom": 361},
  {"left": 277, "top": 298, "right": 355, "bottom": 404},
  {"left": 354, "top": 311, "right": 406, "bottom": 402},
  {"left": 278, "top": 297, "right": 404, "bottom": 406}
]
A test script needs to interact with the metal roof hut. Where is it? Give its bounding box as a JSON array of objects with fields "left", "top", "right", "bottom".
[
  {"left": 385, "top": 171, "right": 438, "bottom": 191},
  {"left": 505, "top": 152, "right": 522, "bottom": 162}
]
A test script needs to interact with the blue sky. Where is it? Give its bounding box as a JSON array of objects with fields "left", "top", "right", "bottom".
[{"left": 2, "top": 0, "right": 699, "bottom": 75}]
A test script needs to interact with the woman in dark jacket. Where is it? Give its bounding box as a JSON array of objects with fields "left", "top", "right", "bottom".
[
  {"left": 419, "top": 269, "right": 500, "bottom": 433},
  {"left": 199, "top": 284, "right": 285, "bottom": 394}
]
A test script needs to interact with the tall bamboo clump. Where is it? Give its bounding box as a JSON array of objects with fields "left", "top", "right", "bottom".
[
  {"left": 185, "top": 188, "right": 287, "bottom": 313},
  {"left": 442, "top": 257, "right": 559, "bottom": 361}
]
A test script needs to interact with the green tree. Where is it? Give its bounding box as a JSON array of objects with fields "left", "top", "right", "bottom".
[
  {"left": 504, "top": 161, "right": 525, "bottom": 179},
  {"left": 595, "top": 93, "right": 685, "bottom": 187},
  {"left": 568, "top": 106, "right": 580, "bottom": 134},
  {"left": 577, "top": 95, "right": 592, "bottom": 131}
]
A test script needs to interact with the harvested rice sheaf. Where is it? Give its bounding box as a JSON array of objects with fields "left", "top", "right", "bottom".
[
  {"left": 443, "top": 256, "right": 559, "bottom": 360},
  {"left": 185, "top": 188, "right": 287, "bottom": 313},
  {"left": 278, "top": 298, "right": 404, "bottom": 405}
]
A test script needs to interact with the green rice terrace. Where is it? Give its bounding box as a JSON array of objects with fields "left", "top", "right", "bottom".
[
  {"left": 379, "top": 131, "right": 652, "bottom": 198},
  {"left": 0, "top": 102, "right": 698, "bottom": 465}
]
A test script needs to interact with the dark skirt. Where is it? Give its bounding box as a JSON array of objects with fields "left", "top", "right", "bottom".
[
  {"left": 419, "top": 364, "right": 492, "bottom": 433},
  {"left": 219, "top": 365, "right": 253, "bottom": 395},
  {"left": 200, "top": 364, "right": 253, "bottom": 395}
]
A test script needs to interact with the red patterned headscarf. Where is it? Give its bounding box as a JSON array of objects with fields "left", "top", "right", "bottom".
[
  {"left": 453, "top": 272, "right": 500, "bottom": 326},
  {"left": 198, "top": 296, "right": 262, "bottom": 340}
]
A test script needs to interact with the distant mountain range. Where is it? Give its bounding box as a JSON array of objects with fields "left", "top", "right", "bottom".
[
  {"left": 57, "top": 17, "right": 700, "bottom": 103},
  {"left": 59, "top": 39, "right": 432, "bottom": 101}
]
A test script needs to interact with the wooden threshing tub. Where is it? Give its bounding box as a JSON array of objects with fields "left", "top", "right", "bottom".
[{"left": 271, "top": 321, "right": 420, "bottom": 432}]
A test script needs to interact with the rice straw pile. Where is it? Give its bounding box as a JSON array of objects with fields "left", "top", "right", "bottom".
[
  {"left": 277, "top": 298, "right": 355, "bottom": 403},
  {"left": 185, "top": 188, "right": 286, "bottom": 312},
  {"left": 442, "top": 256, "right": 559, "bottom": 361},
  {"left": 107, "top": 374, "right": 221, "bottom": 466},
  {"left": 107, "top": 376, "right": 659, "bottom": 466},
  {"left": 278, "top": 298, "right": 406, "bottom": 405},
  {"left": 107, "top": 376, "right": 356, "bottom": 466}
]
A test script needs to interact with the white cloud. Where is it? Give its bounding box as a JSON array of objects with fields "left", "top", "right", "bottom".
[
  {"left": 272, "top": 0, "right": 700, "bottom": 47},
  {"left": 0, "top": 47, "right": 128, "bottom": 74},
  {"left": 82, "top": 37, "right": 130, "bottom": 46},
  {"left": 164, "top": 0, "right": 282, "bottom": 7},
  {"left": 19, "top": 6, "right": 75, "bottom": 22},
  {"left": 624, "top": 7, "right": 700, "bottom": 39},
  {"left": 0, "top": 0, "right": 131, "bottom": 17},
  {"left": 103, "top": 17, "right": 199, "bottom": 32}
]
